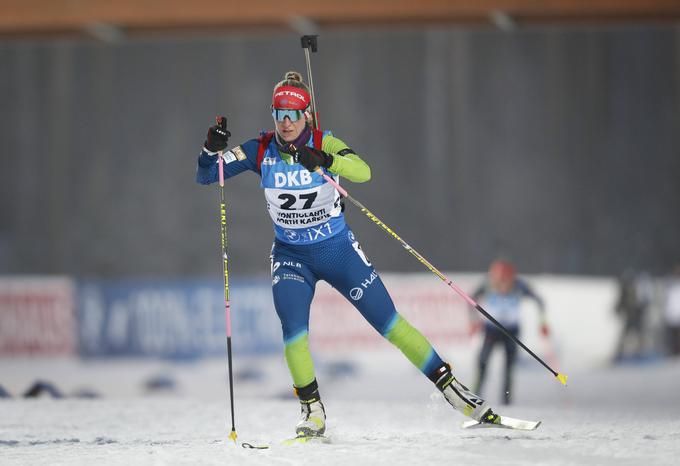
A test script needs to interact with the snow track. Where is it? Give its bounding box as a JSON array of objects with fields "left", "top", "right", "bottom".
[
  {"left": 2, "top": 395, "right": 679, "bottom": 465},
  {"left": 1, "top": 357, "right": 679, "bottom": 465}
]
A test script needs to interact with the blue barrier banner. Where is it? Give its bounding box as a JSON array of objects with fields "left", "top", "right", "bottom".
[{"left": 77, "top": 279, "right": 281, "bottom": 358}]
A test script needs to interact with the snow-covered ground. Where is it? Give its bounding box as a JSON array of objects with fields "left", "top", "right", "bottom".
[{"left": 2, "top": 353, "right": 680, "bottom": 465}]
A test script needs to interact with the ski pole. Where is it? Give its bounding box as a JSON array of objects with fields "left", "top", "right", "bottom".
[
  {"left": 299, "top": 36, "right": 567, "bottom": 387},
  {"left": 216, "top": 116, "right": 238, "bottom": 443},
  {"left": 319, "top": 175, "right": 567, "bottom": 386}
]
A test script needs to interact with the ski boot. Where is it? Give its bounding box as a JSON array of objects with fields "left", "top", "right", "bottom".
[
  {"left": 294, "top": 379, "right": 326, "bottom": 437},
  {"left": 430, "top": 363, "right": 499, "bottom": 424}
]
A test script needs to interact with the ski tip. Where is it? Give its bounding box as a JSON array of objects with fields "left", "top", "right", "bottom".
[
  {"left": 461, "top": 419, "right": 480, "bottom": 429},
  {"left": 556, "top": 373, "right": 568, "bottom": 386},
  {"left": 228, "top": 430, "right": 238, "bottom": 444},
  {"left": 242, "top": 442, "right": 269, "bottom": 450}
]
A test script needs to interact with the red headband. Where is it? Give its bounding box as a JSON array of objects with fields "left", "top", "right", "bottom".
[{"left": 272, "top": 85, "right": 311, "bottom": 110}]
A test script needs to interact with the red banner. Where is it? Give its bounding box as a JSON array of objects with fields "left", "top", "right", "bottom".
[
  {"left": 309, "top": 274, "right": 475, "bottom": 350},
  {"left": 0, "top": 277, "right": 76, "bottom": 355}
]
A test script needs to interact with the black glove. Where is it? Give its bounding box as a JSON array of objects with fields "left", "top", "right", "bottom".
[
  {"left": 204, "top": 116, "right": 231, "bottom": 152},
  {"left": 292, "top": 145, "right": 334, "bottom": 171}
]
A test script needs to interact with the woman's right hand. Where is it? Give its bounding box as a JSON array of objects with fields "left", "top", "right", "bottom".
[{"left": 204, "top": 116, "right": 231, "bottom": 152}]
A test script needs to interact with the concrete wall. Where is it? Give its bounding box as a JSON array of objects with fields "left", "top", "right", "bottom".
[{"left": 1, "top": 26, "right": 679, "bottom": 278}]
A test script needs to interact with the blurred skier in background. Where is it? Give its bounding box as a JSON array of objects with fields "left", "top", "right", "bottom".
[
  {"left": 470, "top": 259, "right": 548, "bottom": 404},
  {"left": 196, "top": 71, "right": 501, "bottom": 438},
  {"left": 663, "top": 265, "right": 680, "bottom": 357},
  {"left": 613, "top": 269, "right": 652, "bottom": 362}
]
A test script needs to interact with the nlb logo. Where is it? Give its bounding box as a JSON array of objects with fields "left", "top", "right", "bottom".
[{"left": 282, "top": 261, "right": 302, "bottom": 268}]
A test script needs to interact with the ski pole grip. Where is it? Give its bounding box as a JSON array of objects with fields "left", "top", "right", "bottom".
[{"left": 301, "top": 35, "right": 318, "bottom": 53}]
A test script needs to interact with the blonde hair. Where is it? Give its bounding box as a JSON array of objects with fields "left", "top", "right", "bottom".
[{"left": 273, "top": 70, "right": 311, "bottom": 96}]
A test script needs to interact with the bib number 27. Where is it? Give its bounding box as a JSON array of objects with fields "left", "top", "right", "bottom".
[{"left": 278, "top": 192, "right": 317, "bottom": 210}]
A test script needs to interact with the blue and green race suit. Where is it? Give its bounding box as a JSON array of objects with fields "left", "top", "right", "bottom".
[{"left": 196, "top": 130, "right": 445, "bottom": 388}]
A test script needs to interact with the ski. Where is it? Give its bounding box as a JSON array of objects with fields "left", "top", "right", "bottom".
[
  {"left": 282, "top": 434, "right": 331, "bottom": 446},
  {"left": 461, "top": 415, "right": 541, "bottom": 431},
  {"left": 241, "top": 434, "right": 331, "bottom": 449}
]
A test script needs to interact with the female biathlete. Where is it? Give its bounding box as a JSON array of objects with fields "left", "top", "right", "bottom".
[{"left": 196, "top": 71, "right": 499, "bottom": 437}]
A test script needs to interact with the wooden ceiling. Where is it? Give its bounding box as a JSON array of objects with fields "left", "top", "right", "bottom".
[{"left": 2, "top": 0, "right": 680, "bottom": 38}]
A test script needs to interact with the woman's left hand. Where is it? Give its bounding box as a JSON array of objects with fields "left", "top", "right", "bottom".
[{"left": 293, "top": 146, "right": 334, "bottom": 171}]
